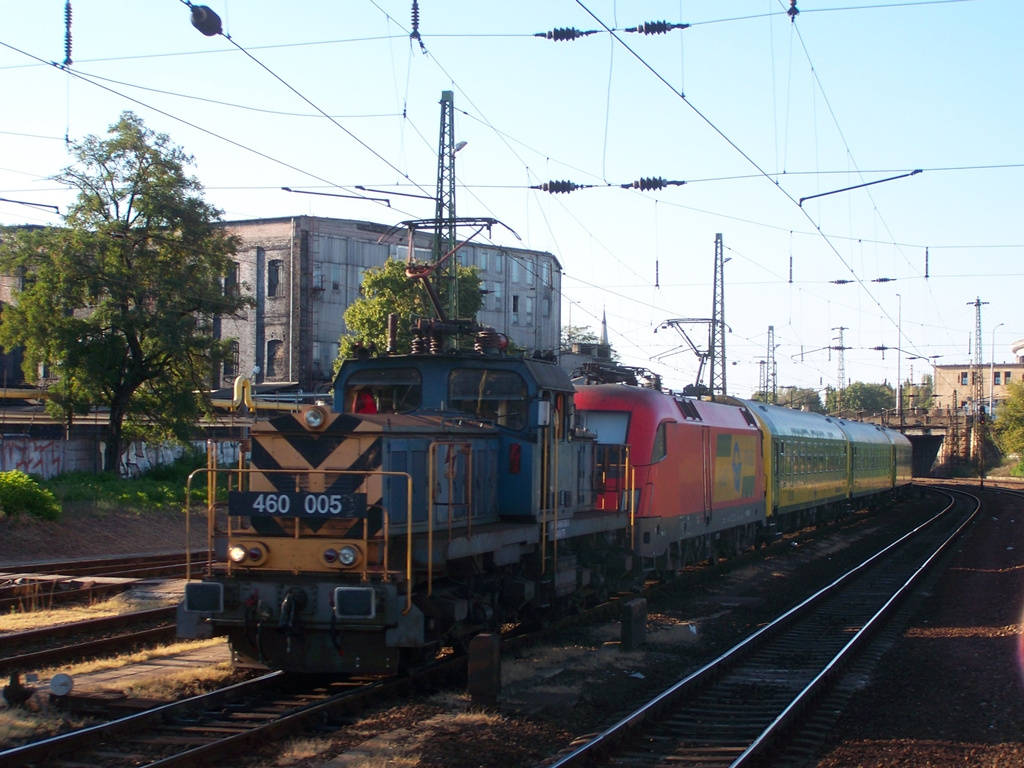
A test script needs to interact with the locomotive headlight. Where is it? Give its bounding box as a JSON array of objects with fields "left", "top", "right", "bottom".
[
  {"left": 322, "top": 548, "right": 338, "bottom": 564},
  {"left": 228, "top": 541, "right": 268, "bottom": 566},
  {"left": 338, "top": 545, "right": 359, "bottom": 567},
  {"left": 303, "top": 406, "right": 327, "bottom": 430}
]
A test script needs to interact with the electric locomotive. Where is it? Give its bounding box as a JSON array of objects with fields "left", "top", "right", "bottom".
[
  {"left": 179, "top": 336, "right": 636, "bottom": 675},
  {"left": 574, "top": 383, "right": 766, "bottom": 570}
]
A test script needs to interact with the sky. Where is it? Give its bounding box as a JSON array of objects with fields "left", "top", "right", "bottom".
[{"left": 1, "top": 0, "right": 1021, "bottom": 397}]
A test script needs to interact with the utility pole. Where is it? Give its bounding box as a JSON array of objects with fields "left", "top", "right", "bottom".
[
  {"left": 832, "top": 326, "right": 848, "bottom": 412},
  {"left": 434, "top": 91, "right": 458, "bottom": 320},
  {"left": 967, "top": 297, "right": 988, "bottom": 474},
  {"left": 709, "top": 233, "right": 727, "bottom": 399}
]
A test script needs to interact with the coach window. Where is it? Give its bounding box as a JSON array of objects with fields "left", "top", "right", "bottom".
[
  {"left": 345, "top": 368, "right": 421, "bottom": 413},
  {"left": 449, "top": 369, "right": 527, "bottom": 430}
]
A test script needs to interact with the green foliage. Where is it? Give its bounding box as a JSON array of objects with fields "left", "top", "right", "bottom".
[
  {"left": 904, "top": 373, "right": 934, "bottom": 409},
  {"left": 993, "top": 380, "right": 1024, "bottom": 459},
  {"left": 561, "top": 325, "right": 600, "bottom": 348},
  {"left": 1011, "top": 462, "right": 1024, "bottom": 478},
  {"left": 763, "top": 386, "right": 825, "bottom": 413},
  {"left": 43, "top": 452, "right": 207, "bottom": 511},
  {"left": 336, "top": 257, "right": 482, "bottom": 364},
  {"left": 0, "top": 112, "right": 252, "bottom": 472},
  {"left": 0, "top": 470, "right": 61, "bottom": 520},
  {"left": 825, "top": 381, "right": 895, "bottom": 414}
]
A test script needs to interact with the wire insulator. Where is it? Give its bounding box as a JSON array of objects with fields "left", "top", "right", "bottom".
[
  {"left": 625, "top": 21, "right": 690, "bottom": 35},
  {"left": 63, "top": 1, "right": 72, "bottom": 66},
  {"left": 533, "top": 180, "right": 588, "bottom": 194},
  {"left": 788, "top": 1, "right": 800, "bottom": 22},
  {"left": 534, "top": 27, "right": 597, "bottom": 41},
  {"left": 621, "top": 177, "right": 685, "bottom": 191},
  {"left": 410, "top": 0, "right": 425, "bottom": 51},
  {"left": 191, "top": 5, "right": 223, "bottom": 37}
]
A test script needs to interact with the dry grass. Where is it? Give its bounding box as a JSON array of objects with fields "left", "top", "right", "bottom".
[
  {"left": 116, "top": 661, "right": 240, "bottom": 700},
  {"left": 35, "top": 637, "right": 225, "bottom": 679},
  {"left": 0, "top": 593, "right": 176, "bottom": 633},
  {"left": 0, "top": 700, "right": 93, "bottom": 749}
]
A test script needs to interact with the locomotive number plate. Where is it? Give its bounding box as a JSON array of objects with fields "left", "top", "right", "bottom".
[{"left": 229, "top": 491, "right": 367, "bottom": 518}]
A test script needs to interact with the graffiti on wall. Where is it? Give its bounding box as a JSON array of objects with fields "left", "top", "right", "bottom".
[
  {"left": 0, "top": 437, "right": 243, "bottom": 479},
  {"left": 0, "top": 439, "right": 68, "bottom": 479}
]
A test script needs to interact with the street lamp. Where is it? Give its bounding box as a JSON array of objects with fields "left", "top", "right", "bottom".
[{"left": 990, "top": 322, "right": 1005, "bottom": 415}]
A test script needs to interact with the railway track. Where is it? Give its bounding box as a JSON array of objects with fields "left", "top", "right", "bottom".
[
  {"left": 0, "top": 606, "right": 178, "bottom": 676},
  {"left": 0, "top": 553, "right": 197, "bottom": 612},
  {"left": 542, "top": 488, "right": 979, "bottom": 768},
  {"left": 0, "top": 657, "right": 459, "bottom": 768}
]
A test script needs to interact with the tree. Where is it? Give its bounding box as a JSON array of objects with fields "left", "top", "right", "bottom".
[
  {"left": 753, "top": 386, "right": 824, "bottom": 413},
  {"left": 561, "top": 325, "right": 599, "bottom": 349},
  {"left": 904, "top": 373, "right": 934, "bottom": 410},
  {"left": 336, "top": 257, "right": 482, "bottom": 364},
  {"left": 825, "top": 381, "right": 895, "bottom": 414},
  {"left": 0, "top": 112, "right": 249, "bottom": 473},
  {"left": 992, "top": 380, "right": 1024, "bottom": 464}
]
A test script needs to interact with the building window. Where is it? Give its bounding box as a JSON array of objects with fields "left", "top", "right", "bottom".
[
  {"left": 332, "top": 263, "right": 342, "bottom": 291},
  {"left": 1006, "top": 371, "right": 1013, "bottom": 382},
  {"left": 494, "top": 252, "right": 503, "bottom": 273},
  {"left": 511, "top": 295, "right": 520, "bottom": 324},
  {"left": 543, "top": 297, "right": 551, "bottom": 317},
  {"left": 492, "top": 282, "right": 502, "bottom": 310},
  {"left": 960, "top": 372, "right": 969, "bottom": 386},
  {"left": 268, "top": 259, "right": 283, "bottom": 297},
  {"left": 525, "top": 296, "right": 534, "bottom": 324},
  {"left": 994, "top": 372, "right": 1002, "bottom": 385},
  {"left": 477, "top": 249, "right": 489, "bottom": 271},
  {"left": 224, "top": 262, "right": 240, "bottom": 296},
  {"left": 266, "top": 340, "right": 284, "bottom": 379},
  {"left": 224, "top": 341, "right": 239, "bottom": 378}
]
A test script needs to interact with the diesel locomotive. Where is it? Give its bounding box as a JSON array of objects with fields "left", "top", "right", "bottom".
[{"left": 179, "top": 341, "right": 912, "bottom": 676}]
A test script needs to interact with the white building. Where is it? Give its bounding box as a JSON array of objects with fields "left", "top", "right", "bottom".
[{"left": 217, "top": 216, "right": 562, "bottom": 392}]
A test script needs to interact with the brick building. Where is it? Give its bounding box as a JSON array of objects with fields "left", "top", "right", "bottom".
[
  {"left": 217, "top": 216, "right": 562, "bottom": 392},
  {"left": 931, "top": 337, "right": 1024, "bottom": 416}
]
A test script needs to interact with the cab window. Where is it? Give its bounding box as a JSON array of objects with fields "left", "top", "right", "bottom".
[
  {"left": 449, "top": 369, "right": 527, "bottom": 430},
  {"left": 344, "top": 368, "right": 422, "bottom": 414},
  {"left": 651, "top": 422, "right": 668, "bottom": 462}
]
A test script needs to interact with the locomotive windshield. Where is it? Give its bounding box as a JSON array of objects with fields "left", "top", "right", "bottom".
[
  {"left": 448, "top": 369, "right": 527, "bottom": 429},
  {"left": 344, "top": 368, "right": 422, "bottom": 413}
]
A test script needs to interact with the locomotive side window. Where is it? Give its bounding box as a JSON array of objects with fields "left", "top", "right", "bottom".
[
  {"left": 345, "top": 368, "right": 421, "bottom": 414},
  {"left": 651, "top": 422, "right": 668, "bottom": 463},
  {"left": 449, "top": 369, "right": 527, "bottom": 430}
]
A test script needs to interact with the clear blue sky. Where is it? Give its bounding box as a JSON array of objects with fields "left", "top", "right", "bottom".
[{"left": 1, "top": 0, "right": 1021, "bottom": 395}]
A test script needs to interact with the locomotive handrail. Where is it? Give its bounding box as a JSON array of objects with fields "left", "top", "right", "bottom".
[{"left": 184, "top": 465, "right": 416, "bottom": 612}]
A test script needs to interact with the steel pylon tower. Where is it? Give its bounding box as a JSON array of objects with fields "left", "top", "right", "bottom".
[
  {"left": 709, "top": 233, "right": 726, "bottom": 398},
  {"left": 832, "top": 326, "right": 848, "bottom": 411},
  {"left": 434, "top": 90, "right": 458, "bottom": 319},
  {"left": 968, "top": 297, "right": 987, "bottom": 411},
  {"left": 766, "top": 325, "right": 777, "bottom": 403}
]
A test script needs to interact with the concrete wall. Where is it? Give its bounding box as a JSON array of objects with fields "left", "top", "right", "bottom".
[{"left": 0, "top": 436, "right": 243, "bottom": 480}]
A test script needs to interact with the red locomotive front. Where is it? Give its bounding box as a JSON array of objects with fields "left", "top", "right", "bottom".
[{"left": 575, "top": 384, "right": 766, "bottom": 569}]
